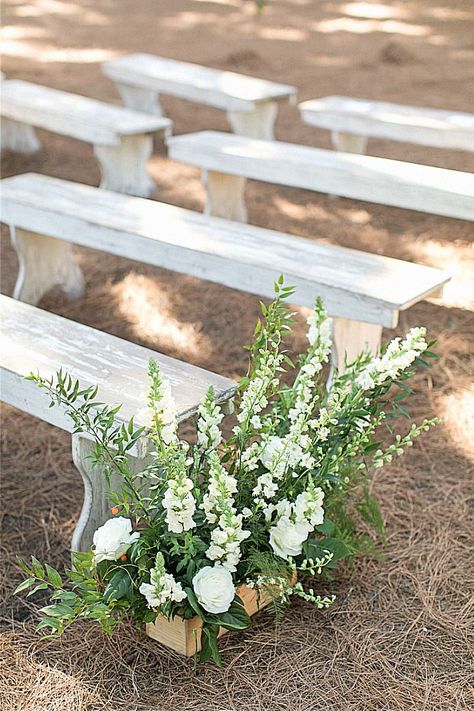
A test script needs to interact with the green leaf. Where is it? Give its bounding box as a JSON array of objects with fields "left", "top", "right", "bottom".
[
  {"left": 207, "top": 596, "right": 251, "bottom": 631},
  {"left": 184, "top": 586, "right": 204, "bottom": 619},
  {"left": 45, "top": 564, "right": 63, "bottom": 589},
  {"left": 184, "top": 588, "right": 251, "bottom": 631},
  {"left": 31, "top": 556, "right": 45, "bottom": 579},
  {"left": 200, "top": 623, "right": 222, "bottom": 667},
  {"left": 40, "top": 604, "right": 74, "bottom": 617},
  {"left": 314, "top": 518, "right": 335, "bottom": 537},
  {"left": 13, "top": 577, "right": 35, "bottom": 594},
  {"left": 26, "top": 582, "right": 48, "bottom": 597},
  {"left": 16, "top": 557, "right": 34, "bottom": 577},
  {"left": 321, "top": 538, "right": 351, "bottom": 560},
  {"left": 37, "top": 617, "right": 62, "bottom": 632},
  {"left": 103, "top": 568, "right": 133, "bottom": 603},
  {"left": 305, "top": 537, "right": 351, "bottom": 563}
]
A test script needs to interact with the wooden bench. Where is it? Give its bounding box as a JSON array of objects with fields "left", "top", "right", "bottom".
[
  {"left": 102, "top": 54, "right": 296, "bottom": 139},
  {"left": 0, "top": 79, "right": 172, "bottom": 196},
  {"left": 166, "top": 130, "right": 474, "bottom": 223},
  {"left": 1, "top": 172, "right": 449, "bottom": 371},
  {"left": 299, "top": 96, "right": 474, "bottom": 154},
  {"left": 0, "top": 295, "right": 235, "bottom": 550}
]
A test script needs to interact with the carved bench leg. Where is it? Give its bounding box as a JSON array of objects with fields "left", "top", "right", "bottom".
[
  {"left": 227, "top": 101, "right": 278, "bottom": 139},
  {"left": 329, "top": 317, "right": 383, "bottom": 384},
  {"left": 331, "top": 131, "right": 368, "bottom": 154},
  {"left": 71, "top": 434, "right": 150, "bottom": 551},
  {"left": 204, "top": 170, "right": 248, "bottom": 222},
  {"left": 114, "top": 82, "right": 164, "bottom": 116},
  {"left": 94, "top": 134, "right": 154, "bottom": 197},
  {"left": 1, "top": 118, "right": 41, "bottom": 154},
  {"left": 11, "top": 227, "right": 85, "bottom": 305}
]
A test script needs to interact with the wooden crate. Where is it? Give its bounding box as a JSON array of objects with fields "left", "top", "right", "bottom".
[{"left": 145, "top": 583, "right": 273, "bottom": 656}]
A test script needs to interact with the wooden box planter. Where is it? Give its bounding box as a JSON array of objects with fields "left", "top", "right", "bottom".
[{"left": 146, "top": 583, "right": 273, "bottom": 656}]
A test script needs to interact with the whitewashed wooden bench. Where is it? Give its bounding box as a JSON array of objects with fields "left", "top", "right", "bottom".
[
  {"left": 0, "top": 80, "right": 172, "bottom": 196},
  {"left": 167, "top": 130, "right": 474, "bottom": 223},
  {"left": 299, "top": 96, "right": 474, "bottom": 154},
  {"left": 0, "top": 295, "right": 235, "bottom": 550},
  {"left": 1, "top": 173, "right": 449, "bottom": 370},
  {"left": 102, "top": 54, "right": 296, "bottom": 139}
]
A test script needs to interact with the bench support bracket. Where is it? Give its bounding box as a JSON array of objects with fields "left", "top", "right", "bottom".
[
  {"left": 71, "top": 434, "right": 151, "bottom": 552},
  {"left": 94, "top": 134, "right": 154, "bottom": 197},
  {"left": 331, "top": 131, "right": 368, "bottom": 154},
  {"left": 11, "top": 227, "right": 85, "bottom": 305},
  {"left": 114, "top": 82, "right": 164, "bottom": 116},
  {"left": 227, "top": 101, "right": 278, "bottom": 140},
  {"left": 1, "top": 118, "right": 41, "bottom": 154},
  {"left": 331, "top": 317, "right": 383, "bottom": 376},
  {"left": 204, "top": 170, "right": 247, "bottom": 222}
]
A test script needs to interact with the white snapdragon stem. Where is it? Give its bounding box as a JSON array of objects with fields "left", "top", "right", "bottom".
[
  {"left": 143, "top": 359, "right": 178, "bottom": 447},
  {"left": 139, "top": 552, "right": 186, "bottom": 610},
  {"left": 162, "top": 445, "right": 196, "bottom": 534},
  {"left": 202, "top": 452, "right": 250, "bottom": 572},
  {"left": 252, "top": 434, "right": 311, "bottom": 508},
  {"left": 234, "top": 348, "right": 283, "bottom": 440},
  {"left": 245, "top": 300, "right": 332, "bottom": 510},
  {"left": 355, "top": 327, "right": 428, "bottom": 391},
  {"left": 196, "top": 387, "right": 224, "bottom": 452},
  {"left": 288, "top": 303, "right": 332, "bottom": 438},
  {"left": 268, "top": 481, "right": 325, "bottom": 561}
]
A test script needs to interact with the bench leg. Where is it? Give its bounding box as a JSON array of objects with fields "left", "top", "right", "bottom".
[
  {"left": 114, "top": 82, "right": 164, "bottom": 116},
  {"left": 94, "top": 134, "right": 154, "bottom": 197},
  {"left": 204, "top": 170, "right": 248, "bottom": 222},
  {"left": 227, "top": 101, "right": 278, "bottom": 139},
  {"left": 329, "top": 317, "right": 383, "bottom": 383},
  {"left": 1, "top": 118, "right": 41, "bottom": 154},
  {"left": 71, "top": 435, "right": 150, "bottom": 552},
  {"left": 331, "top": 131, "right": 368, "bottom": 154},
  {"left": 11, "top": 227, "right": 85, "bottom": 305}
]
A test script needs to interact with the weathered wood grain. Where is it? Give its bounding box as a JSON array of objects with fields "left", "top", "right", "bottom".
[
  {"left": 0, "top": 296, "right": 235, "bottom": 550},
  {"left": 0, "top": 295, "right": 235, "bottom": 430},
  {"left": 103, "top": 54, "right": 296, "bottom": 112},
  {"left": 299, "top": 96, "right": 474, "bottom": 152},
  {"left": 0, "top": 80, "right": 171, "bottom": 196},
  {"left": 1, "top": 80, "right": 171, "bottom": 146},
  {"left": 102, "top": 54, "right": 295, "bottom": 139},
  {"left": 1, "top": 174, "right": 449, "bottom": 334},
  {"left": 146, "top": 582, "right": 277, "bottom": 656},
  {"left": 167, "top": 130, "right": 474, "bottom": 221}
]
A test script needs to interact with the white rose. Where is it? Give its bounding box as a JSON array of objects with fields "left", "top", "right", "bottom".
[
  {"left": 269, "top": 516, "right": 311, "bottom": 560},
  {"left": 192, "top": 565, "right": 235, "bottom": 614},
  {"left": 92, "top": 517, "right": 140, "bottom": 563}
]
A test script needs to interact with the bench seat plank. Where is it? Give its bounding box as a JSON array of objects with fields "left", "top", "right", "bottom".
[
  {"left": 103, "top": 54, "right": 296, "bottom": 113},
  {"left": 0, "top": 296, "right": 235, "bottom": 550},
  {"left": 102, "top": 54, "right": 296, "bottom": 139},
  {"left": 1, "top": 80, "right": 171, "bottom": 146},
  {"left": 0, "top": 295, "right": 235, "bottom": 432},
  {"left": 1, "top": 173, "right": 449, "bottom": 329},
  {"left": 167, "top": 131, "right": 474, "bottom": 222},
  {"left": 1, "top": 80, "right": 172, "bottom": 197},
  {"left": 299, "top": 96, "right": 474, "bottom": 152}
]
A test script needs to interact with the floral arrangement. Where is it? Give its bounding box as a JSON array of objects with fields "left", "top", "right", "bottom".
[{"left": 15, "top": 281, "right": 437, "bottom": 666}]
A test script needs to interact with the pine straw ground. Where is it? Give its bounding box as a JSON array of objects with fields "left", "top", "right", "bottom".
[{"left": 1, "top": 0, "right": 474, "bottom": 707}]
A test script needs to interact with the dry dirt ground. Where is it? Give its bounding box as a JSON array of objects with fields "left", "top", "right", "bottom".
[{"left": 1, "top": 1, "right": 473, "bottom": 709}]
